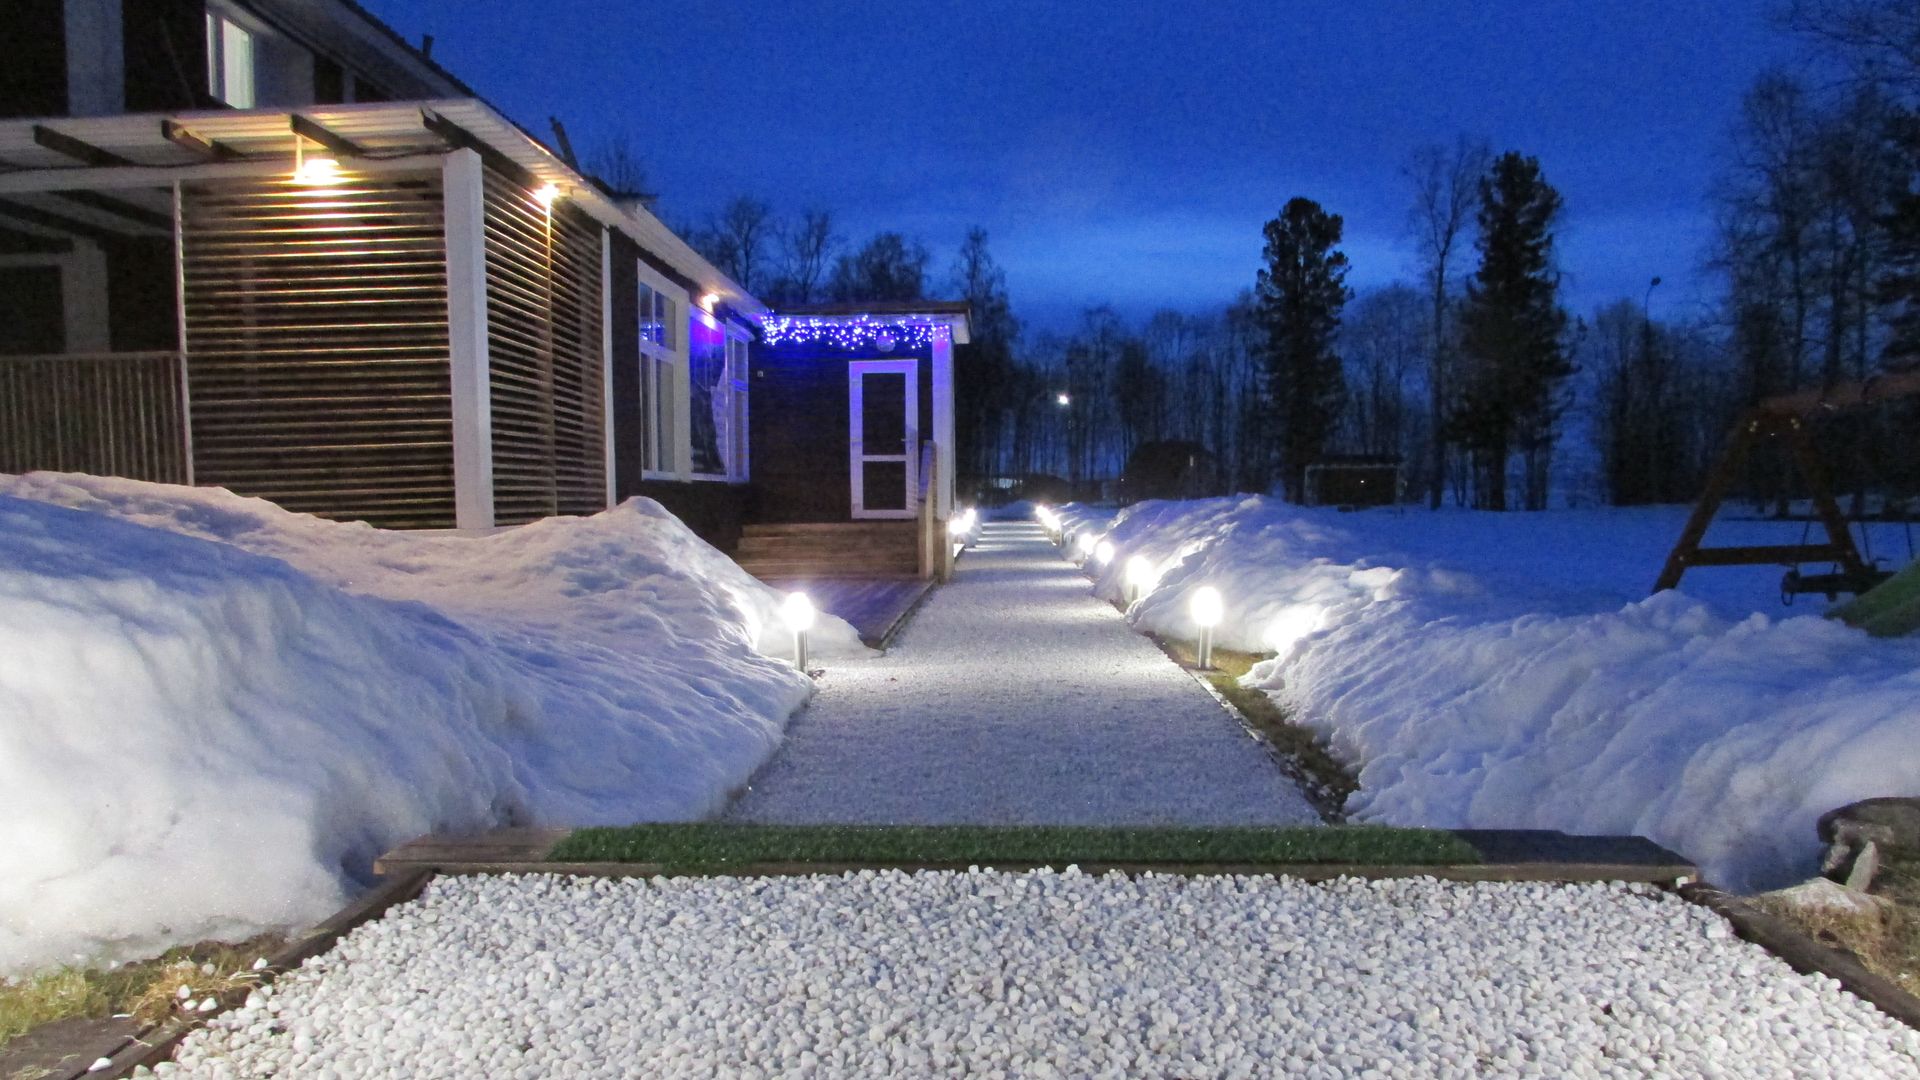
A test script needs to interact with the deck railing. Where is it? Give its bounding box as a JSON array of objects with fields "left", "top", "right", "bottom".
[{"left": 0, "top": 351, "right": 190, "bottom": 484}]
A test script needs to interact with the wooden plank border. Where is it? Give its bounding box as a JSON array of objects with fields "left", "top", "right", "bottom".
[
  {"left": 1673, "top": 882, "right": 1920, "bottom": 1033},
  {"left": 72, "top": 870, "right": 436, "bottom": 1080}
]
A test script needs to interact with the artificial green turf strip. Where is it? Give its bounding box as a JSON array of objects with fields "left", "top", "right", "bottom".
[{"left": 548, "top": 824, "right": 1479, "bottom": 868}]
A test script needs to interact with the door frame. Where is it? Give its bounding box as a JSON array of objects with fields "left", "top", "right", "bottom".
[{"left": 848, "top": 359, "right": 919, "bottom": 519}]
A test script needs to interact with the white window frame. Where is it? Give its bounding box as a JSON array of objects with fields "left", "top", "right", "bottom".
[
  {"left": 726, "top": 328, "right": 751, "bottom": 483},
  {"left": 204, "top": 6, "right": 257, "bottom": 109},
  {"left": 636, "top": 263, "right": 687, "bottom": 481}
]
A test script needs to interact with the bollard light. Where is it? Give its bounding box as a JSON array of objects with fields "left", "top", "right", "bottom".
[
  {"left": 1094, "top": 539, "right": 1115, "bottom": 567},
  {"left": 780, "top": 591, "right": 816, "bottom": 672},
  {"left": 1074, "top": 531, "right": 1096, "bottom": 562},
  {"left": 1190, "top": 585, "right": 1223, "bottom": 670},
  {"left": 1124, "top": 555, "right": 1154, "bottom": 604}
]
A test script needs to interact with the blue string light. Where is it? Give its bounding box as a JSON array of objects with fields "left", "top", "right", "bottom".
[{"left": 761, "top": 317, "right": 946, "bottom": 351}]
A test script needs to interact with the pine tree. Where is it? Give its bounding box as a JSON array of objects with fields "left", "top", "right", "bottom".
[
  {"left": 1453, "top": 152, "right": 1572, "bottom": 511},
  {"left": 1256, "top": 197, "right": 1352, "bottom": 501}
]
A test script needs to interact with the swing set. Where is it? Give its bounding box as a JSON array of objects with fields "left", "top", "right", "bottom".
[{"left": 1654, "top": 369, "right": 1920, "bottom": 601}]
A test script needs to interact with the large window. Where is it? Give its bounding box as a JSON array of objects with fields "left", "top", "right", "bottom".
[
  {"left": 637, "top": 277, "right": 682, "bottom": 477},
  {"left": 687, "top": 315, "right": 750, "bottom": 481},
  {"left": 205, "top": 8, "right": 256, "bottom": 108}
]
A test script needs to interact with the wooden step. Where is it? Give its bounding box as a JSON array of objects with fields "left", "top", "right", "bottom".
[
  {"left": 742, "top": 521, "right": 918, "bottom": 538},
  {"left": 736, "top": 536, "right": 918, "bottom": 556},
  {"left": 736, "top": 558, "right": 921, "bottom": 578}
]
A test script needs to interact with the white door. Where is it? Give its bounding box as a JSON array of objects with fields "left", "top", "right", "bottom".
[{"left": 848, "top": 360, "right": 918, "bottom": 519}]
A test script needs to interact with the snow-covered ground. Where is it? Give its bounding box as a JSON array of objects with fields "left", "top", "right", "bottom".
[
  {"left": 0, "top": 473, "right": 863, "bottom": 974},
  {"left": 1055, "top": 496, "right": 1920, "bottom": 891},
  {"left": 155, "top": 871, "right": 1920, "bottom": 1078},
  {"left": 725, "top": 520, "right": 1319, "bottom": 826}
]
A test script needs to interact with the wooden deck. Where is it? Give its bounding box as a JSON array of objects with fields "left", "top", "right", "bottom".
[{"left": 759, "top": 575, "right": 934, "bottom": 649}]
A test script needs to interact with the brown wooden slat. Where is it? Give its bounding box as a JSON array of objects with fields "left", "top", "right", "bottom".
[{"left": 180, "top": 169, "right": 457, "bottom": 528}]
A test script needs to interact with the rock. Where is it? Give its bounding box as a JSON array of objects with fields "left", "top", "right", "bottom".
[
  {"left": 1761, "top": 877, "right": 1893, "bottom": 918},
  {"left": 1818, "top": 797, "right": 1920, "bottom": 883}
]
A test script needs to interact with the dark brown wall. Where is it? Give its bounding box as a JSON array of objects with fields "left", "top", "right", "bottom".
[
  {"left": 125, "top": 0, "right": 212, "bottom": 112},
  {"left": 606, "top": 231, "right": 646, "bottom": 500},
  {"left": 747, "top": 341, "right": 934, "bottom": 523},
  {"left": 632, "top": 480, "right": 746, "bottom": 553},
  {"left": 105, "top": 236, "right": 177, "bottom": 352},
  {"left": 0, "top": 0, "right": 66, "bottom": 118}
]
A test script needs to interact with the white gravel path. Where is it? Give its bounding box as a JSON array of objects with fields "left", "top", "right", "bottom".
[
  {"left": 155, "top": 871, "right": 1920, "bottom": 1079},
  {"left": 725, "top": 520, "right": 1319, "bottom": 826}
]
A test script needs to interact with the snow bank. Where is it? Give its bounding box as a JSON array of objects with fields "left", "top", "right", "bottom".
[
  {"left": 0, "top": 473, "right": 861, "bottom": 974},
  {"left": 1068, "top": 496, "right": 1920, "bottom": 891}
]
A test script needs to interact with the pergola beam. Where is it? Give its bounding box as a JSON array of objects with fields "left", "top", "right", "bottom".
[
  {"left": 49, "top": 189, "right": 170, "bottom": 231},
  {"left": 290, "top": 114, "right": 368, "bottom": 158},
  {"left": 161, "top": 119, "right": 242, "bottom": 161},
  {"left": 0, "top": 197, "right": 128, "bottom": 246},
  {"left": 32, "top": 124, "right": 134, "bottom": 167}
]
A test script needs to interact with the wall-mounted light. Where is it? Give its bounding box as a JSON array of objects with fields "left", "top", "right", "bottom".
[
  {"left": 533, "top": 182, "right": 561, "bottom": 209},
  {"left": 780, "top": 592, "right": 815, "bottom": 672},
  {"left": 700, "top": 292, "right": 721, "bottom": 312},
  {"left": 1190, "top": 586, "right": 1223, "bottom": 670}
]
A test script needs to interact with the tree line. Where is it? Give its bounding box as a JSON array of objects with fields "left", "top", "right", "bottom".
[{"left": 642, "top": 0, "right": 1920, "bottom": 512}]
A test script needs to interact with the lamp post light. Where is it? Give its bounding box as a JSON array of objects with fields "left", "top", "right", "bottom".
[
  {"left": 1190, "top": 586, "right": 1223, "bottom": 670},
  {"left": 780, "top": 591, "right": 816, "bottom": 672}
]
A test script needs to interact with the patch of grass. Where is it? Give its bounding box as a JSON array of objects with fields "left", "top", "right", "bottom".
[
  {"left": 1872, "top": 858, "right": 1920, "bottom": 992},
  {"left": 1154, "top": 638, "right": 1359, "bottom": 818},
  {"left": 0, "top": 935, "right": 285, "bottom": 1051},
  {"left": 550, "top": 823, "right": 1478, "bottom": 869},
  {"left": 1756, "top": 859, "right": 1920, "bottom": 993}
]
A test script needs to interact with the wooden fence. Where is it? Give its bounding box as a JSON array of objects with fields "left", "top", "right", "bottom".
[{"left": 0, "top": 351, "right": 189, "bottom": 483}]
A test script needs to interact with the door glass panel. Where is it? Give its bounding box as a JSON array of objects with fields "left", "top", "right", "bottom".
[
  {"left": 862, "top": 461, "right": 908, "bottom": 510},
  {"left": 861, "top": 372, "right": 907, "bottom": 455}
]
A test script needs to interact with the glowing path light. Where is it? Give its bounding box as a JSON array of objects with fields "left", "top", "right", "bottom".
[
  {"left": 780, "top": 592, "right": 816, "bottom": 672},
  {"left": 1093, "top": 539, "right": 1115, "bottom": 568},
  {"left": 1125, "top": 555, "right": 1155, "bottom": 604},
  {"left": 1190, "top": 585, "right": 1224, "bottom": 670}
]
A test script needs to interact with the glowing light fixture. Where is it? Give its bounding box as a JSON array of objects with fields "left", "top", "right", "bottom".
[
  {"left": 948, "top": 507, "right": 978, "bottom": 541},
  {"left": 291, "top": 155, "right": 341, "bottom": 186},
  {"left": 700, "top": 292, "right": 721, "bottom": 312},
  {"left": 1073, "top": 531, "right": 1096, "bottom": 562},
  {"left": 533, "top": 182, "right": 561, "bottom": 209},
  {"left": 779, "top": 592, "right": 815, "bottom": 671},
  {"left": 1265, "top": 604, "right": 1325, "bottom": 659},
  {"left": 1093, "top": 539, "right": 1116, "bottom": 568},
  {"left": 1124, "top": 555, "right": 1155, "bottom": 604},
  {"left": 1055, "top": 392, "right": 1071, "bottom": 407},
  {"left": 1190, "top": 586, "right": 1224, "bottom": 670}
]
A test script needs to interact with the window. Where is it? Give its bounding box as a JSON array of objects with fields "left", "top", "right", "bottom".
[
  {"left": 688, "top": 316, "right": 728, "bottom": 478},
  {"left": 205, "top": 9, "right": 256, "bottom": 108},
  {"left": 637, "top": 277, "right": 682, "bottom": 476},
  {"left": 727, "top": 333, "right": 750, "bottom": 480}
]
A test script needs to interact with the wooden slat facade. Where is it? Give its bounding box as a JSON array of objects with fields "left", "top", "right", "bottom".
[
  {"left": 179, "top": 169, "right": 458, "bottom": 528},
  {"left": 0, "top": 351, "right": 188, "bottom": 483},
  {"left": 480, "top": 167, "right": 606, "bottom": 525}
]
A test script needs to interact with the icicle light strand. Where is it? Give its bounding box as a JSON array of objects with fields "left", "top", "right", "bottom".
[{"left": 761, "top": 317, "right": 946, "bottom": 351}]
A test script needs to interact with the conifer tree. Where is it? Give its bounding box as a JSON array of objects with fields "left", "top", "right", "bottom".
[
  {"left": 1256, "top": 197, "right": 1352, "bottom": 501},
  {"left": 1454, "top": 153, "right": 1573, "bottom": 510}
]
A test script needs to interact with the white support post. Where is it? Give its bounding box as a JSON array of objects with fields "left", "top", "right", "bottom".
[
  {"left": 172, "top": 181, "right": 194, "bottom": 485},
  {"left": 443, "top": 149, "right": 495, "bottom": 530},
  {"left": 931, "top": 327, "right": 956, "bottom": 519},
  {"left": 600, "top": 228, "right": 616, "bottom": 509}
]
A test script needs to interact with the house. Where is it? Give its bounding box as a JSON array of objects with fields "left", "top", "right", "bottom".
[{"left": 0, "top": 0, "right": 968, "bottom": 579}]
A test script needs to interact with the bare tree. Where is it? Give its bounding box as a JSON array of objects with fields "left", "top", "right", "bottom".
[
  {"left": 1404, "top": 136, "right": 1491, "bottom": 507},
  {"left": 1784, "top": 0, "right": 1920, "bottom": 98},
  {"left": 587, "top": 137, "right": 655, "bottom": 206},
  {"left": 704, "top": 197, "right": 774, "bottom": 295},
  {"left": 772, "top": 209, "right": 838, "bottom": 305}
]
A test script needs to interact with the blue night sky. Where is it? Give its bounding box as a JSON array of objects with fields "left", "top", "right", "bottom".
[{"left": 367, "top": 0, "right": 1794, "bottom": 333}]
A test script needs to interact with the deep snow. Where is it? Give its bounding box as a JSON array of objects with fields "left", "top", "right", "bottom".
[
  {"left": 0, "top": 473, "right": 861, "bottom": 974},
  {"left": 726, "top": 521, "right": 1318, "bottom": 826},
  {"left": 159, "top": 871, "right": 1920, "bottom": 1078},
  {"left": 1058, "top": 497, "right": 1920, "bottom": 891}
]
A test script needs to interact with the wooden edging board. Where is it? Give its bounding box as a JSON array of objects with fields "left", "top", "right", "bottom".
[
  {"left": 1673, "top": 881, "right": 1920, "bottom": 1033},
  {"left": 374, "top": 827, "right": 1697, "bottom": 885},
  {"left": 70, "top": 869, "right": 436, "bottom": 1080}
]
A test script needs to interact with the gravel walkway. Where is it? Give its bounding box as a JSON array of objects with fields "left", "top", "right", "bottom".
[
  {"left": 156, "top": 871, "right": 1920, "bottom": 1079},
  {"left": 724, "top": 520, "right": 1319, "bottom": 826}
]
